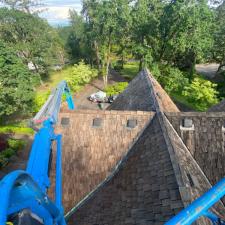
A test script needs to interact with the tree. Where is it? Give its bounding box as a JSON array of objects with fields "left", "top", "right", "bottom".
[
  {"left": 131, "top": 0, "right": 163, "bottom": 70},
  {"left": 158, "top": 0, "right": 214, "bottom": 78},
  {"left": 0, "top": 41, "right": 36, "bottom": 118},
  {"left": 67, "top": 9, "right": 93, "bottom": 63},
  {"left": 82, "top": 0, "right": 132, "bottom": 86},
  {"left": 0, "top": 8, "right": 64, "bottom": 75},
  {"left": 0, "top": 0, "right": 43, "bottom": 13},
  {"left": 213, "top": 1, "right": 225, "bottom": 72}
]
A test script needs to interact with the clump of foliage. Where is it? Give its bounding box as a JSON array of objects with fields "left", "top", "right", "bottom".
[
  {"left": 32, "top": 91, "right": 50, "bottom": 113},
  {"left": 65, "top": 61, "right": 98, "bottom": 92},
  {"left": 151, "top": 64, "right": 219, "bottom": 111},
  {"left": 0, "top": 120, "right": 34, "bottom": 135},
  {"left": 0, "top": 8, "right": 65, "bottom": 75},
  {"left": 0, "top": 41, "right": 36, "bottom": 118},
  {"left": 0, "top": 138, "right": 26, "bottom": 168},
  {"left": 8, "top": 138, "right": 26, "bottom": 149},
  {"left": 104, "top": 82, "right": 128, "bottom": 96},
  {"left": 155, "top": 65, "right": 189, "bottom": 94},
  {"left": 0, "top": 126, "right": 34, "bottom": 135},
  {"left": 182, "top": 77, "right": 219, "bottom": 111}
]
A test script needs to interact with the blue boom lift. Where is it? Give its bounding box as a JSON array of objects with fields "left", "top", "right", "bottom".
[
  {"left": 0, "top": 81, "right": 225, "bottom": 225},
  {"left": 0, "top": 81, "right": 74, "bottom": 225}
]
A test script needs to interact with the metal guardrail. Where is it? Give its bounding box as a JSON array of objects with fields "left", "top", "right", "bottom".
[{"left": 166, "top": 177, "right": 225, "bottom": 225}]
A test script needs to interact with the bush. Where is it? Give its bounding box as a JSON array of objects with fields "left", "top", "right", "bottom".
[
  {"left": 112, "top": 60, "right": 124, "bottom": 71},
  {"left": 0, "top": 154, "right": 8, "bottom": 167},
  {"left": 104, "top": 82, "right": 128, "bottom": 96},
  {"left": 32, "top": 91, "right": 50, "bottom": 113},
  {"left": 65, "top": 61, "right": 98, "bottom": 92},
  {"left": 3, "top": 148, "right": 15, "bottom": 158},
  {"left": 0, "top": 138, "right": 26, "bottom": 168},
  {"left": 8, "top": 139, "right": 26, "bottom": 150},
  {"left": 154, "top": 65, "right": 189, "bottom": 94},
  {"left": 182, "top": 77, "right": 219, "bottom": 111}
]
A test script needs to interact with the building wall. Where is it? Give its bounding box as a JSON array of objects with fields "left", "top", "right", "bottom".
[
  {"left": 49, "top": 110, "right": 154, "bottom": 213},
  {"left": 166, "top": 112, "right": 225, "bottom": 185}
]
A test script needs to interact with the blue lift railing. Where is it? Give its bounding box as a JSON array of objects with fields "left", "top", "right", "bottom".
[
  {"left": 166, "top": 177, "right": 225, "bottom": 225},
  {"left": 0, "top": 81, "right": 74, "bottom": 225}
]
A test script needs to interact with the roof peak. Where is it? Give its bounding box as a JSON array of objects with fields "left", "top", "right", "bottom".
[{"left": 108, "top": 69, "right": 179, "bottom": 112}]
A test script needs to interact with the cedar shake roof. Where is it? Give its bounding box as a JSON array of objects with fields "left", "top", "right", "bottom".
[
  {"left": 53, "top": 69, "right": 225, "bottom": 225},
  {"left": 108, "top": 70, "right": 179, "bottom": 112},
  {"left": 208, "top": 98, "right": 225, "bottom": 112}
]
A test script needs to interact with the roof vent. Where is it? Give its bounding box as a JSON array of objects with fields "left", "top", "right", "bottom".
[
  {"left": 180, "top": 118, "right": 194, "bottom": 130},
  {"left": 93, "top": 118, "right": 102, "bottom": 128},
  {"left": 127, "top": 119, "right": 137, "bottom": 129},
  {"left": 61, "top": 117, "right": 70, "bottom": 127},
  {"left": 183, "top": 118, "right": 193, "bottom": 128}
]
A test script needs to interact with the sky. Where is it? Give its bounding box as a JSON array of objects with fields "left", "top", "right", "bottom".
[
  {"left": 40, "top": 0, "right": 82, "bottom": 26},
  {"left": 0, "top": 0, "right": 82, "bottom": 26}
]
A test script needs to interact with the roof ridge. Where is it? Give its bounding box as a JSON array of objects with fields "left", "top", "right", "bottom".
[{"left": 144, "top": 68, "right": 186, "bottom": 192}]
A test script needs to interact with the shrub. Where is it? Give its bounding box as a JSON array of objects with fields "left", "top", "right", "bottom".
[
  {"left": 182, "top": 77, "right": 219, "bottom": 111},
  {"left": 32, "top": 91, "right": 50, "bottom": 113},
  {"left": 65, "top": 61, "right": 98, "bottom": 92},
  {"left": 155, "top": 65, "right": 189, "bottom": 94},
  {"left": 0, "top": 154, "right": 8, "bottom": 168},
  {"left": 112, "top": 60, "right": 124, "bottom": 71},
  {"left": 149, "top": 63, "right": 161, "bottom": 80},
  {"left": 3, "top": 148, "right": 15, "bottom": 158},
  {"left": 8, "top": 139, "right": 26, "bottom": 150},
  {"left": 0, "top": 138, "right": 26, "bottom": 168},
  {"left": 104, "top": 82, "right": 128, "bottom": 96}
]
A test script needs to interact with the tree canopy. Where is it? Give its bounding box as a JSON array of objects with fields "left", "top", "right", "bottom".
[
  {"left": 64, "top": 0, "right": 219, "bottom": 82},
  {"left": 0, "top": 8, "right": 65, "bottom": 74},
  {"left": 0, "top": 41, "right": 36, "bottom": 118}
]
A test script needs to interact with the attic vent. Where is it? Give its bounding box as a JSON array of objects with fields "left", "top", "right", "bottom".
[
  {"left": 183, "top": 118, "right": 193, "bottom": 128},
  {"left": 180, "top": 118, "right": 194, "bottom": 131},
  {"left": 61, "top": 117, "right": 70, "bottom": 127},
  {"left": 93, "top": 118, "right": 102, "bottom": 128},
  {"left": 127, "top": 119, "right": 137, "bottom": 129}
]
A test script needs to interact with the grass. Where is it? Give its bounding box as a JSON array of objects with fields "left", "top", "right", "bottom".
[
  {"left": 0, "top": 121, "right": 34, "bottom": 135},
  {"left": 120, "top": 61, "right": 139, "bottom": 80},
  {"left": 38, "top": 67, "right": 71, "bottom": 94}
]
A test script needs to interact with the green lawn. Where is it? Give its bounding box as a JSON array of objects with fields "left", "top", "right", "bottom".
[
  {"left": 38, "top": 67, "right": 72, "bottom": 94},
  {"left": 120, "top": 61, "right": 139, "bottom": 80},
  {"left": 0, "top": 121, "right": 34, "bottom": 135}
]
